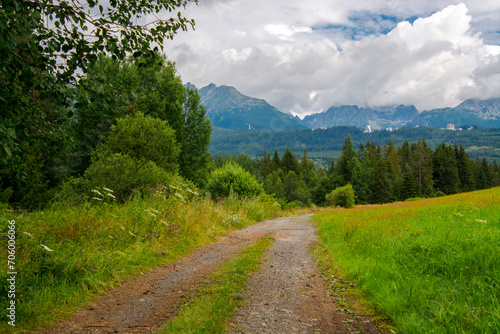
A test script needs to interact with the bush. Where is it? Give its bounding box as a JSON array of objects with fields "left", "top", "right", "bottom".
[
  {"left": 84, "top": 152, "right": 173, "bottom": 202},
  {"left": 326, "top": 184, "right": 355, "bottom": 208},
  {"left": 207, "top": 163, "right": 264, "bottom": 198}
]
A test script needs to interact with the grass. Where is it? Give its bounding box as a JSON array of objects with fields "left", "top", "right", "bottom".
[
  {"left": 315, "top": 187, "right": 500, "bottom": 333},
  {"left": 160, "top": 236, "right": 273, "bottom": 333},
  {"left": 0, "top": 184, "right": 284, "bottom": 333}
]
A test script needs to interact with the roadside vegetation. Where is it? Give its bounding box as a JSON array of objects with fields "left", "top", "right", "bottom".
[
  {"left": 161, "top": 236, "right": 273, "bottom": 333},
  {"left": 315, "top": 187, "right": 500, "bottom": 333},
  {"left": 0, "top": 188, "right": 282, "bottom": 332}
]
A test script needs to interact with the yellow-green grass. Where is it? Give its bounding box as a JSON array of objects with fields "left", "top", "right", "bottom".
[
  {"left": 0, "top": 187, "right": 283, "bottom": 333},
  {"left": 160, "top": 236, "right": 273, "bottom": 333},
  {"left": 315, "top": 188, "right": 500, "bottom": 333}
]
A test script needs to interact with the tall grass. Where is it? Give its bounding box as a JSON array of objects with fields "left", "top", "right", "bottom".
[
  {"left": 0, "top": 184, "right": 283, "bottom": 332},
  {"left": 315, "top": 188, "right": 500, "bottom": 333}
]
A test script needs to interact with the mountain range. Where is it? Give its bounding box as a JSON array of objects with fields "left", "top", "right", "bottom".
[
  {"left": 190, "top": 83, "right": 500, "bottom": 130},
  {"left": 195, "top": 83, "right": 306, "bottom": 130}
]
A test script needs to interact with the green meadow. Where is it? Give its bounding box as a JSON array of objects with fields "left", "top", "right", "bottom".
[{"left": 315, "top": 188, "right": 500, "bottom": 333}]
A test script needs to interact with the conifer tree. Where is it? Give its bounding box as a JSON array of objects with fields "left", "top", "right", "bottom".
[
  {"left": 282, "top": 148, "right": 299, "bottom": 174},
  {"left": 432, "top": 144, "right": 460, "bottom": 194},
  {"left": 455, "top": 145, "right": 475, "bottom": 192}
]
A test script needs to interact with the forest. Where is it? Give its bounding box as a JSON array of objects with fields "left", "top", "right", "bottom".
[
  {"left": 213, "top": 137, "right": 500, "bottom": 208},
  {"left": 1, "top": 0, "right": 499, "bottom": 211}
]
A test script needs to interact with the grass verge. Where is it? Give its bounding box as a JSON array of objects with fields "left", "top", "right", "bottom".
[
  {"left": 313, "top": 244, "right": 396, "bottom": 333},
  {"left": 314, "top": 187, "right": 500, "bottom": 334},
  {"left": 0, "top": 183, "right": 283, "bottom": 333},
  {"left": 160, "top": 236, "right": 273, "bottom": 333}
]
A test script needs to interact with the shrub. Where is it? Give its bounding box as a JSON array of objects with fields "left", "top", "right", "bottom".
[
  {"left": 326, "top": 184, "right": 355, "bottom": 208},
  {"left": 84, "top": 152, "right": 173, "bottom": 202},
  {"left": 103, "top": 111, "right": 180, "bottom": 172},
  {"left": 207, "top": 163, "right": 264, "bottom": 198}
]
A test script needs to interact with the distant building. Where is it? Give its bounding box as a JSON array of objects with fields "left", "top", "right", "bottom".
[
  {"left": 447, "top": 123, "right": 455, "bottom": 130},
  {"left": 386, "top": 127, "right": 393, "bottom": 132},
  {"left": 364, "top": 125, "right": 372, "bottom": 133}
]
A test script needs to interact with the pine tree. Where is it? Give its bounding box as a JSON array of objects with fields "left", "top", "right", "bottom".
[
  {"left": 401, "top": 163, "right": 420, "bottom": 200},
  {"left": 336, "top": 135, "right": 357, "bottom": 185},
  {"left": 432, "top": 144, "right": 460, "bottom": 194},
  {"left": 282, "top": 148, "right": 299, "bottom": 174},
  {"left": 455, "top": 145, "right": 475, "bottom": 192},
  {"left": 272, "top": 150, "right": 282, "bottom": 171},
  {"left": 179, "top": 87, "right": 212, "bottom": 187}
]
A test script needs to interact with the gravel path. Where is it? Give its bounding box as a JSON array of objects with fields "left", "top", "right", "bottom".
[{"left": 38, "top": 214, "right": 385, "bottom": 333}]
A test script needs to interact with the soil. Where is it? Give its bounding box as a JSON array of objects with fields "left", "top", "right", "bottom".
[{"left": 37, "top": 215, "right": 386, "bottom": 334}]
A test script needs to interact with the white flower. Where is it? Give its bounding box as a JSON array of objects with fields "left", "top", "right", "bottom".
[
  {"left": 23, "top": 232, "right": 33, "bottom": 238},
  {"left": 103, "top": 187, "right": 114, "bottom": 193},
  {"left": 40, "top": 244, "right": 53, "bottom": 252},
  {"left": 91, "top": 189, "right": 103, "bottom": 197},
  {"left": 106, "top": 192, "right": 116, "bottom": 199},
  {"left": 475, "top": 219, "right": 487, "bottom": 223}
]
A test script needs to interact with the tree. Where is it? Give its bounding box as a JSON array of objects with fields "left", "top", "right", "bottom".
[
  {"left": 72, "top": 55, "right": 187, "bottom": 175},
  {"left": 1, "top": 0, "right": 196, "bottom": 207},
  {"left": 282, "top": 148, "right": 299, "bottom": 174},
  {"left": 401, "top": 164, "right": 420, "bottom": 200},
  {"left": 326, "top": 184, "right": 355, "bottom": 208},
  {"left": 455, "top": 145, "right": 475, "bottom": 192},
  {"left": 207, "top": 163, "right": 263, "bottom": 198},
  {"left": 179, "top": 87, "right": 212, "bottom": 186},
  {"left": 336, "top": 136, "right": 357, "bottom": 185},
  {"left": 432, "top": 144, "right": 460, "bottom": 195},
  {"left": 84, "top": 112, "right": 179, "bottom": 201}
]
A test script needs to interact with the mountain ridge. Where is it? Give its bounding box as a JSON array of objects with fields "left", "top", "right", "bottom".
[{"left": 189, "top": 83, "right": 500, "bottom": 130}]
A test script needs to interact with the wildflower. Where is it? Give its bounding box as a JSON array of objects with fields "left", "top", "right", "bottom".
[
  {"left": 91, "top": 189, "right": 103, "bottom": 197},
  {"left": 129, "top": 231, "right": 136, "bottom": 236},
  {"left": 92, "top": 197, "right": 102, "bottom": 201},
  {"left": 103, "top": 187, "right": 114, "bottom": 193},
  {"left": 40, "top": 244, "right": 53, "bottom": 252},
  {"left": 106, "top": 193, "right": 116, "bottom": 199},
  {"left": 23, "top": 232, "right": 33, "bottom": 238},
  {"left": 475, "top": 219, "right": 487, "bottom": 223}
]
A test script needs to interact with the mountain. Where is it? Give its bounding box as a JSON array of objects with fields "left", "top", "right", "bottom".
[
  {"left": 301, "top": 105, "right": 419, "bottom": 130},
  {"left": 413, "top": 98, "right": 500, "bottom": 128},
  {"left": 196, "top": 83, "right": 307, "bottom": 130}
]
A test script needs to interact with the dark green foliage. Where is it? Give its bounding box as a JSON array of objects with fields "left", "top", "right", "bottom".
[
  {"left": 179, "top": 88, "right": 212, "bottom": 186},
  {"left": 282, "top": 148, "right": 299, "bottom": 174},
  {"left": 326, "top": 184, "right": 355, "bottom": 208},
  {"left": 1, "top": 0, "right": 196, "bottom": 209},
  {"left": 60, "top": 112, "right": 178, "bottom": 202},
  {"left": 433, "top": 144, "right": 460, "bottom": 195},
  {"left": 100, "top": 112, "right": 179, "bottom": 172},
  {"left": 401, "top": 164, "right": 421, "bottom": 200},
  {"left": 84, "top": 153, "right": 173, "bottom": 202},
  {"left": 207, "top": 163, "right": 263, "bottom": 198}
]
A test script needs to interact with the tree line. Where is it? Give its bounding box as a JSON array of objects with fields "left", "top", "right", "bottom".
[{"left": 213, "top": 136, "right": 500, "bottom": 207}]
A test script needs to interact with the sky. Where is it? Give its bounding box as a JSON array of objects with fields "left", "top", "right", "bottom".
[{"left": 163, "top": 1, "right": 500, "bottom": 117}]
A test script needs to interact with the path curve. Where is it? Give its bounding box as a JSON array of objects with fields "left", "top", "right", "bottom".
[{"left": 38, "top": 214, "right": 384, "bottom": 333}]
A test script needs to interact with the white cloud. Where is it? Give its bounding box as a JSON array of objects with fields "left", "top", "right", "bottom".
[{"left": 167, "top": 1, "right": 500, "bottom": 116}]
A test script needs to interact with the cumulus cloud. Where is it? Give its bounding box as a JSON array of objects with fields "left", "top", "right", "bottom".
[{"left": 167, "top": 1, "right": 500, "bottom": 116}]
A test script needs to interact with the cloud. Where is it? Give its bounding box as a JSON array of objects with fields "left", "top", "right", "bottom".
[{"left": 167, "top": 1, "right": 500, "bottom": 116}]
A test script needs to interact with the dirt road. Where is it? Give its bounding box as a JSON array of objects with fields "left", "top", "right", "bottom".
[{"left": 39, "top": 215, "right": 384, "bottom": 333}]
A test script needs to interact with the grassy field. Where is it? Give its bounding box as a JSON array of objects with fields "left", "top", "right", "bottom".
[
  {"left": 315, "top": 188, "right": 500, "bottom": 333},
  {"left": 0, "top": 184, "right": 284, "bottom": 332}
]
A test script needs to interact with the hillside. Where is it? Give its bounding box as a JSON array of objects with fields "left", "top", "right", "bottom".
[
  {"left": 412, "top": 98, "right": 500, "bottom": 128},
  {"left": 197, "top": 83, "right": 306, "bottom": 130},
  {"left": 210, "top": 126, "right": 500, "bottom": 162},
  {"left": 301, "top": 105, "right": 419, "bottom": 130}
]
